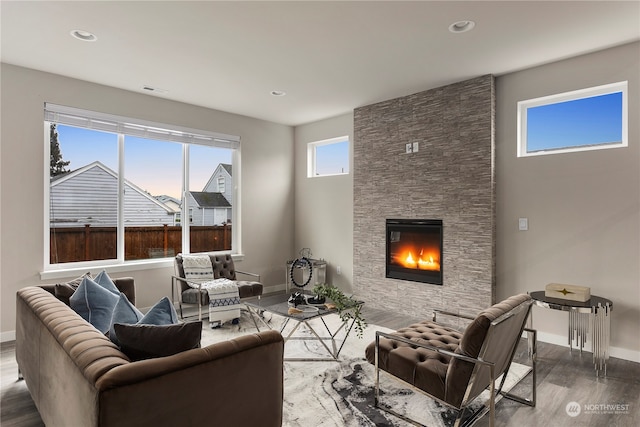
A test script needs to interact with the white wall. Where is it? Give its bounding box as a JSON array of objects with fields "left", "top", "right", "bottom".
[
  {"left": 294, "top": 114, "right": 354, "bottom": 293},
  {"left": 496, "top": 42, "right": 640, "bottom": 361},
  {"left": 0, "top": 64, "right": 295, "bottom": 338}
]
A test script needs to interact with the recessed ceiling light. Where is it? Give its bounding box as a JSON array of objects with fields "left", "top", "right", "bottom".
[
  {"left": 448, "top": 20, "right": 475, "bottom": 33},
  {"left": 270, "top": 90, "right": 286, "bottom": 97},
  {"left": 70, "top": 29, "right": 97, "bottom": 42}
]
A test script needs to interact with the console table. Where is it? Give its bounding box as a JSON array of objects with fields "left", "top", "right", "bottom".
[{"left": 529, "top": 291, "right": 612, "bottom": 376}]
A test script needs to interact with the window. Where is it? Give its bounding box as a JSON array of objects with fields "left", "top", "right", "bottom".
[
  {"left": 217, "top": 176, "right": 225, "bottom": 193},
  {"left": 45, "top": 103, "right": 240, "bottom": 269},
  {"left": 174, "top": 208, "right": 194, "bottom": 225},
  {"left": 517, "top": 81, "right": 627, "bottom": 157},
  {"left": 307, "top": 136, "right": 349, "bottom": 177}
]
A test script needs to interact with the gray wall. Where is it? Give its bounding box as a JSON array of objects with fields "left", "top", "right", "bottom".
[
  {"left": 0, "top": 64, "right": 295, "bottom": 337},
  {"left": 2, "top": 41, "right": 638, "bottom": 361},
  {"left": 295, "top": 42, "right": 639, "bottom": 361},
  {"left": 352, "top": 75, "right": 496, "bottom": 318},
  {"left": 294, "top": 114, "right": 354, "bottom": 292},
  {"left": 496, "top": 42, "right": 639, "bottom": 361}
]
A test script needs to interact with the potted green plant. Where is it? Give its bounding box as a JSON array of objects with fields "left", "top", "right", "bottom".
[{"left": 312, "top": 284, "right": 366, "bottom": 338}]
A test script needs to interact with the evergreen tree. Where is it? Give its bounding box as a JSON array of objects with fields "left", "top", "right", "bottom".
[{"left": 50, "top": 124, "right": 70, "bottom": 176}]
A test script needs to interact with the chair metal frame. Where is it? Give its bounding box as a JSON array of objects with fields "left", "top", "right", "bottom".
[{"left": 374, "top": 302, "right": 537, "bottom": 427}]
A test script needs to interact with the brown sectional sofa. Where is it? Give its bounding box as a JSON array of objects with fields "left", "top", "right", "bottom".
[{"left": 16, "top": 279, "right": 284, "bottom": 427}]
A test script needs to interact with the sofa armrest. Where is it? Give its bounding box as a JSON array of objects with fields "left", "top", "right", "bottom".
[{"left": 95, "top": 330, "right": 284, "bottom": 427}]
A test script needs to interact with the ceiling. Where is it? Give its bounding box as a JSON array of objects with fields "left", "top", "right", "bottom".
[{"left": 1, "top": 1, "right": 638, "bottom": 127}]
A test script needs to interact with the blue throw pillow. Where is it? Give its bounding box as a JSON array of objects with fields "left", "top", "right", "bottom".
[
  {"left": 93, "top": 270, "right": 120, "bottom": 295},
  {"left": 70, "top": 277, "right": 119, "bottom": 334},
  {"left": 109, "top": 293, "right": 143, "bottom": 346},
  {"left": 139, "top": 297, "right": 178, "bottom": 325}
]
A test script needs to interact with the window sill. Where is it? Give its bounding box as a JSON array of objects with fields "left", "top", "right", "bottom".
[
  {"left": 40, "top": 259, "right": 174, "bottom": 281},
  {"left": 40, "top": 253, "right": 245, "bottom": 281}
]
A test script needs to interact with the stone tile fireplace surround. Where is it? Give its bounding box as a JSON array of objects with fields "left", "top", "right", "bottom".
[{"left": 353, "top": 75, "right": 495, "bottom": 318}]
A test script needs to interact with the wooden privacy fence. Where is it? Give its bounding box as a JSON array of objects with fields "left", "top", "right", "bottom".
[{"left": 50, "top": 224, "right": 231, "bottom": 263}]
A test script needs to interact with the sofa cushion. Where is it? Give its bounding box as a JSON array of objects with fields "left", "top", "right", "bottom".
[
  {"left": 54, "top": 272, "right": 91, "bottom": 305},
  {"left": 69, "top": 277, "right": 119, "bottom": 333},
  {"left": 114, "top": 321, "right": 202, "bottom": 360},
  {"left": 109, "top": 293, "right": 144, "bottom": 346}
]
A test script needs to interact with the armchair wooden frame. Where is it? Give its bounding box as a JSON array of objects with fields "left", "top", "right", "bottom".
[{"left": 373, "top": 302, "right": 537, "bottom": 427}]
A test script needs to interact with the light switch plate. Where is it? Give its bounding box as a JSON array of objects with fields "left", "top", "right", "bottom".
[
  {"left": 405, "top": 143, "right": 413, "bottom": 153},
  {"left": 518, "top": 218, "right": 528, "bottom": 231},
  {"left": 412, "top": 142, "right": 419, "bottom": 152}
]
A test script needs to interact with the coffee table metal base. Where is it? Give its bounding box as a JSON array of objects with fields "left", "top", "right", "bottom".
[{"left": 245, "top": 305, "right": 357, "bottom": 362}]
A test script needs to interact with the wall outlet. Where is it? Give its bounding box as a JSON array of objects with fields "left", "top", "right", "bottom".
[
  {"left": 412, "top": 142, "right": 419, "bottom": 152},
  {"left": 337, "top": 265, "right": 341, "bottom": 275},
  {"left": 405, "top": 143, "right": 413, "bottom": 154}
]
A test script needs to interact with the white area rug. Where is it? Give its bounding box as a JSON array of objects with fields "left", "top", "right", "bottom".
[{"left": 201, "top": 311, "right": 531, "bottom": 427}]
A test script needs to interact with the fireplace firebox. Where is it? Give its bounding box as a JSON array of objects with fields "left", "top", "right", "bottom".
[{"left": 386, "top": 219, "right": 443, "bottom": 285}]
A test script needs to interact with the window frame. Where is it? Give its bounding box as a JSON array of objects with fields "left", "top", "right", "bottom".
[
  {"left": 307, "top": 135, "right": 350, "bottom": 178},
  {"left": 517, "top": 81, "right": 628, "bottom": 157},
  {"left": 43, "top": 104, "right": 241, "bottom": 275}
]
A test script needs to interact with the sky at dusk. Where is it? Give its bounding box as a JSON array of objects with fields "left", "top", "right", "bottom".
[{"left": 55, "top": 125, "right": 231, "bottom": 199}]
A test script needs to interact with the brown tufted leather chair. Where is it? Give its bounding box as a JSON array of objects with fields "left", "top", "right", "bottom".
[
  {"left": 172, "top": 253, "right": 263, "bottom": 320},
  {"left": 365, "top": 294, "right": 536, "bottom": 427}
]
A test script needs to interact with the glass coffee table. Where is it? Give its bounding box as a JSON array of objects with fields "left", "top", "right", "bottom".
[{"left": 244, "top": 293, "right": 363, "bottom": 362}]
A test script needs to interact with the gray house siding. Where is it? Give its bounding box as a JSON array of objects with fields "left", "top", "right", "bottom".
[
  {"left": 185, "top": 193, "right": 231, "bottom": 226},
  {"left": 50, "top": 166, "right": 118, "bottom": 227},
  {"left": 189, "top": 164, "right": 233, "bottom": 226},
  {"left": 50, "top": 162, "right": 174, "bottom": 227},
  {"left": 203, "top": 163, "right": 232, "bottom": 204}
]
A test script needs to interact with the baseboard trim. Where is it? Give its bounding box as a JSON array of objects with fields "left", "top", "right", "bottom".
[
  {"left": 265, "top": 283, "right": 287, "bottom": 294},
  {"left": 536, "top": 331, "right": 640, "bottom": 363},
  {"left": 1, "top": 331, "right": 16, "bottom": 343}
]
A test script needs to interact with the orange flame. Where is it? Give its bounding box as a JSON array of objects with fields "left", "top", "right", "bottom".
[{"left": 400, "top": 249, "right": 440, "bottom": 271}]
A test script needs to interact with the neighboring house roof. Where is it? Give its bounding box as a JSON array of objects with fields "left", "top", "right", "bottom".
[
  {"left": 190, "top": 192, "right": 231, "bottom": 208},
  {"left": 155, "top": 195, "right": 181, "bottom": 212},
  {"left": 156, "top": 195, "right": 180, "bottom": 205},
  {"left": 221, "top": 163, "right": 231, "bottom": 176},
  {"left": 50, "top": 171, "right": 71, "bottom": 183}
]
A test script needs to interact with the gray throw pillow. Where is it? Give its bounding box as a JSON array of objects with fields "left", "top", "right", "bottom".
[
  {"left": 139, "top": 296, "right": 178, "bottom": 325},
  {"left": 93, "top": 270, "right": 120, "bottom": 294},
  {"left": 69, "top": 277, "right": 119, "bottom": 334},
  {"left": 109, "top": 293, "right": 143, "bottom": 346},
  {"left": 54, "top": 272, "right": 92, "bottom": 305}
]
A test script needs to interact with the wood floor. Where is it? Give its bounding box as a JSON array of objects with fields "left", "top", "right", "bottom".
[{"left": 2, "top": 306, "right": 639, "bottom": 426}]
